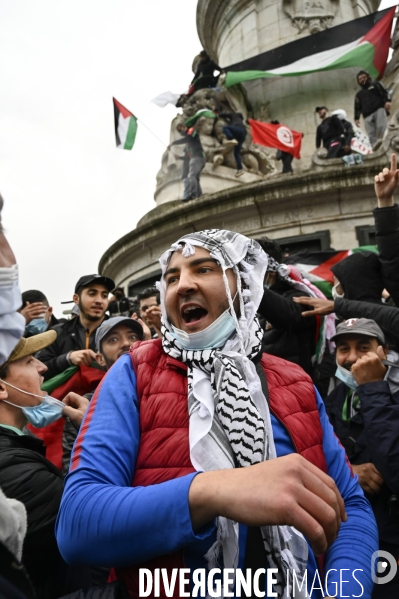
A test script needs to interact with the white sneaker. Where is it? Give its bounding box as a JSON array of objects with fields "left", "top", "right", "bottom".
[
  {"left": 223, "top": 139, "right": 239, "bottom": 147},
  {"left": 235, "top": 169, "right": 244, "bottom": 177}
]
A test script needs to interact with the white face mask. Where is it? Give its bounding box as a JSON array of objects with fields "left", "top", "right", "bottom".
[
  {"left": 0, "top": 379, "right": 64, "bottom": 428},
  {"left": 171, "top": 308, "right": 236, "bottom": 350},
  {"left": 335, "top": 363, "right": 358, "bottom": 390},
  {"left": 332, "top": 282, "right": 344, "bottom": 300}
]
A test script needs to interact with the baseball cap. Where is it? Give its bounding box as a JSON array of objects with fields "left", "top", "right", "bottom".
[
  {"left": 95, "top": 317, "right": 143, "bottom": 352},
  {"left": 75, "top": 274, "right": 115, "bottom": 294},
  {"left": 331, "top": 318, "right": 385, "bottom": 345},
  {"left": 0, "top": 330, "right": 57, "bottom": 370}
]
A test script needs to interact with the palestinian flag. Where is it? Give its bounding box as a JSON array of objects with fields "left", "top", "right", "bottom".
[
  {"left": 27, "top": 364, "right": 105, "bottom": 469},
  {"left": 185, "top": 109, "right": 216, "bottom": 128},
  {"left": 249, "top": 119, "right": 303, "bottom": 158},
  {"left": 113, "top": 97, "right": 138, "bottom": 150},
  {"left": 225, "top": 7, "right": 396, "bottom": 87},
  {"left": 286, "top": 246, "right": 378, "bottom": 297}
]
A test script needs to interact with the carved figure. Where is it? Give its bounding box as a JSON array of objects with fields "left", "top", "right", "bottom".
[{"left": 283, "top": 0, "right": 339, "bottom": 33}]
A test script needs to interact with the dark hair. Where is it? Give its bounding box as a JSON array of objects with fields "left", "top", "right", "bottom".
[
  {"left": 137, "top": 287, "right": 160, "bottom": 304},
  {"left": 255, "top": 237, "right": 283, "bottom": 264},
  {"left": 21, "top": 290, "right": 48, "bottom": 309},
  {"left": 0, "top": 364, "right": 9, "bottom": 380}
]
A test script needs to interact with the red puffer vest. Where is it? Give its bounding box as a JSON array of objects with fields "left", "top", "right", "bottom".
[{"left": 116, "top": 339, "right": 327, "bottom": 598}]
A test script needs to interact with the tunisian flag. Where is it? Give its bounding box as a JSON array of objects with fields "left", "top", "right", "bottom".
[{"left": 249, "top": 119, "right": 303, "bottom": 159}]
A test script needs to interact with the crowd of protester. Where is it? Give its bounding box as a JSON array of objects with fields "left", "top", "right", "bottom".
[{"left": 0, "top": 154, "right": 399, "bottom": 599}]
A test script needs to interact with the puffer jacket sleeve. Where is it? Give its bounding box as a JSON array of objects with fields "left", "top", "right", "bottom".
[{"left": 373, "top": 204, "right": 399, "bottom": 305}]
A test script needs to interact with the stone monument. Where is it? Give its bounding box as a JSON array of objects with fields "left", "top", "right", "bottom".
[{"left": 99, "top": 1, "right": 399, "bottom": 297}]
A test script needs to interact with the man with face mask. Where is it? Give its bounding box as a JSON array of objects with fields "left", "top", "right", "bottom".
[
  {"left": 354, "top": 71, "right": 391, "bottom": 149},
  {"left": 325, "top": 318, "right": 399, "bottom": 598},
  {"left": 38, "top": 274, "right": 114, "bottom": 380},
  {"left": 19, "top": 289, "right": 59, "bottom": 337},
  {"left": 0, "top": 331, "right": 89, "bottom": 599},
  {"left": 56, "top": 230, "right": 377, "bottom": 599}
]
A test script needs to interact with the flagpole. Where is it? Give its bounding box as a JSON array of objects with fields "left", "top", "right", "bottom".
[{"left": 136, "top": 118, "right": 168, "bottom": 148}]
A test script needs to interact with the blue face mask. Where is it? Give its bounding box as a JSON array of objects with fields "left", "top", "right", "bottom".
[
  {"left": 171, "top": 308, "right": 236, "bottom": 350},
  {"left": 26, "top": 318, "right": 49, "bottom": 335},
  {"left": 1, "top": 380, "right": 64, "bottom": 428},
  {"left": 335, "top": 363, "right": 358, "bottom": 390}
]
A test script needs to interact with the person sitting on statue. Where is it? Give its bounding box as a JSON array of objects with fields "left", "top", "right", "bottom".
[
  {"left": 168, "top": 123, "right": 206, "bottom": 203},
  {"left": 190, "top": 50, "right": 221, "bottom": 93},
  {"left": 315, "top": 106, "right": 352, "bottom": 159},
  {"left": 217, "top": 110, "right": 247, "bottom": 177}
]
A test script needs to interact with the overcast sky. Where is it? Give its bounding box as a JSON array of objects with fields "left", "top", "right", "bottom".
[
  {"left": 0, "top": 1, "right": 393, "bottom": 316},
  {"left": 0, "top": 1, "right": 200, "bottom": 314}
]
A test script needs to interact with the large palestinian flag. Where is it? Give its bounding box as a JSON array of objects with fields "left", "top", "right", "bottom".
[
  {"left": 113, "top": 97, "right": 138, "bottom": 150},
  {"left": 287, "top": 246, "right": 378, "bottom": 297},
  {"left": 225, "top": 7, "right": 396, "bottom": 87},
  {"left": 27, "top": 364, "right": 105, "bottom": 470}
]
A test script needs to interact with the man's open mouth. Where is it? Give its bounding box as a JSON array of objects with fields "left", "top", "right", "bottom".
[{"left": 181, "top": 305, "right": 208, "bottom": 324}]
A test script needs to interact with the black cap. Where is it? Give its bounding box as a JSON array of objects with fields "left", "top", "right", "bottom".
[
  {"left": 75, "top": 274, "right": 115, "bottom": 294},
  {"left": 315, "top": 106, "right": 328, "bottom": 112}
]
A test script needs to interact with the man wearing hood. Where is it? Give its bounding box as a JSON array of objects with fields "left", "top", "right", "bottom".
[
  {"left": 325, "top": 318, "right": 399, "bottom": 598},
  {"left": 331, "top": 251, "right": 384, "bottom": 305},
  {"left": 355, "top": 70, "right": 391, "bottom": 149},
  {"left": 56, "top": 230, "right": 377, "bottom": 598}
]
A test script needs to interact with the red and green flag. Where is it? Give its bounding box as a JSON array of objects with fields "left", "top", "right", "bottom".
[
  {"left": 225, "top": 7, "right": 395, "bottom": 87},
  {"left": 113, "top": 97, "right": 138, "bottom": 150},
  {"left": 27, "top": 364, "right": 105, "bottom": 469}
]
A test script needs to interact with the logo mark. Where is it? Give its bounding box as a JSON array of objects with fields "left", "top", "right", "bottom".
[
  {"left": 371, "top": 550, "right": 397, "bottom": 585},
  {"left": 276, "top": 126, "right": 294, "bottom": 147}
]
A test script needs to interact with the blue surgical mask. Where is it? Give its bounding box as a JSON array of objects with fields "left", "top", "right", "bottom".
[
  {"left": 26, "top": 318, "right": 48, "bottom": 335},
  {"left": 335, "top": 363, "right": 358, "bottom": 390},
  {"left": 0, "top": 379, "right": 64, "bottom": 427},
  {"left": 171, "top": 308, "right": 236, "bottom": 350}
]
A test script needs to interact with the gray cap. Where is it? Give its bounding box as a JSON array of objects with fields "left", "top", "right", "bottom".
[
  {"left": 331, "top": 318, "right": 385, "bottom": 345},
  {"left": 95, "top": 317, "right": 143, "bottom": 352}
]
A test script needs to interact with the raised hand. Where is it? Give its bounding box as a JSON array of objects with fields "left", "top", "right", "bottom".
[{"left": 374, "top": 153, "right": 399, "bottom": 207}]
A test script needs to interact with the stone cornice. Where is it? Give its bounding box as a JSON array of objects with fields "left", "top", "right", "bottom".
[{"left": 99, "top": 158, "right": 387, "bottom": 278}]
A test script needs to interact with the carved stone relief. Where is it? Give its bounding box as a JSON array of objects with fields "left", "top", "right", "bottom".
[{"left": 283, "top": 0, "right": 339, "bottom": 33}]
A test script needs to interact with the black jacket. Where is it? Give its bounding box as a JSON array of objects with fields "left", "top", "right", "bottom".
[
  {"left": 373, "top": 204, "right": 399, "bottom": 306},
  {"left": 219, "top": 112, "right": 246, "bottom": 129},
  {"left": 325, "top": 380, "right": 399, "bottom": 545},
  {"left": 354, "top": 81, "right": 389, "bottom": 120},
  {"left": 259, "top": 283, "right": 317, "bottom": 375},
  {"left": 335, "top": 296, "right": 399, "bottom": 351},
  {"left": 0, "top": 427, "right": 65, "bottom": 599},
  {"left": 331, "top": 251, "right": 384, "bottom": 304},
  {"left": 37, "top": 317, "right": 105, "bottom": 380},
  {"left": 316, "top": 115, "right": 346, "bottom": 149}
]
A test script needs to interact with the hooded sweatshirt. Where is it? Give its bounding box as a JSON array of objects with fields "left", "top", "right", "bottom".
[{"left": 331, "top": 251, "right": 384, "bottom": 304}]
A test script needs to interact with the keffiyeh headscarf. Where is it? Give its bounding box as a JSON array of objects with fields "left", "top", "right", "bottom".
[{"left": 158, "top": 230, "right": 308, "bottom": 598}]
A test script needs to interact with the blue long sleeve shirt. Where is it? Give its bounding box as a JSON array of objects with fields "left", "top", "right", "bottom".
[{"left": 56, "top": 354, "right": 378, "bottom": 598}]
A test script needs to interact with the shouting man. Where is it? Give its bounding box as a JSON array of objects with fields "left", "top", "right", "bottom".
[{"left": 56, "top": 230, "right": 377, "bottom": 599}]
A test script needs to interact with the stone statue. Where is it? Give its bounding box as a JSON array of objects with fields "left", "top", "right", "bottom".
[
  {"left": 156, "top": 84, "right": 276, "bottom": 189},
  {"left": 283, "top": 0, "right": 339, "bottom": 33}
]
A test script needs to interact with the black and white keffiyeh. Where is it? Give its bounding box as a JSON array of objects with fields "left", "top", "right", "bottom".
[{"left": 158, "top": 230, "right": 308, "bottom": 598}]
